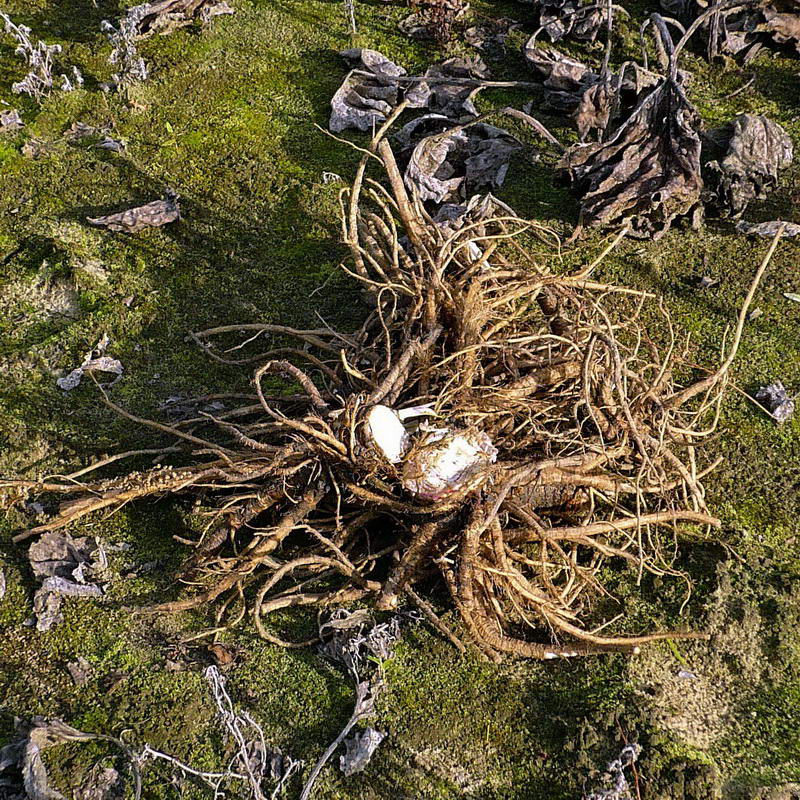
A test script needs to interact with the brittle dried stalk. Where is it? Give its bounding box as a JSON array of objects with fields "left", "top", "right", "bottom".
[{"left": 1, "top": 115, "right": 781, "bottom": 662}]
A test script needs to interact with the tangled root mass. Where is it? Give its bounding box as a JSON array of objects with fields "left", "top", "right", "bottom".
[{"left": 5, "top": 112, "right": 771, "bottom": 661}]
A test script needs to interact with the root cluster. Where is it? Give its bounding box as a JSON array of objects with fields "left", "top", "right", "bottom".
[{"left": 4, "top": 112, "right": 775, "bottom": 661}]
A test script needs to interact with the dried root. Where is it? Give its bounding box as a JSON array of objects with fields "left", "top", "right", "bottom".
[{"left": 2, "top": 113, "right": 780, "bottom": 661}]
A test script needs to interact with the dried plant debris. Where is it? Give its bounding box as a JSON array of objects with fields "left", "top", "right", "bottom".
[
  {"left": 330, "top": 49, "right": 409, "bottom": 133},
  {"left": 560, "top": 23, "right": 703, "bottom": 238},
  {"left": 66, "top": 656, "right": 93, "bottom": 687},
  {"left": 101, "top": 1, "right": 233, "bottom": 87},
  {"left": 414, "top": 56, "right": 489, "bottom": 119},
  {"left": 159, "top": 393, "right": 226, "bottom": 421},
  {"left": 65, "top": 121, "right": 98, "bottom": 141},
  {"left": 464, "top": 17, "right": 518, "bottom": 51},
  {"left": 399, "top": 0, "right": 469, "bottom": 44},
  {"left": 29, "top": 530, "right": 102, "bottom": 583},
  {"left": 398, "top": 115, "right": 522, "bottom": 203},
  {"left": 756, "top": 381, "right": 795, "bottom": 423},
  {"left": 340, "top": 728, "right": 386, "bottom": 777},
  {"left": 662, "top": 0, "right": 800, "bottom": 61},
  {"left": 0, "top": 717, "right": 139, "bottom": 800},
  {"left": 140, "top": 666, "right": 301, "bottom": 799},
  {"left": 87, "top": 192, "right": 180, "bottom": 233},
  {"left": 74, "top": 767, "right": 123, "bottom": 800},
  {"left": 0, "top": 13, "right": 83, "bottom": 103},
  {"left": 319, "top": 609, "right": 401, "bottom": 680},
  {"left": 330, "top": 51, "right": 488, "bottom": 133},
  {"left": 300, "top": 680, "right": 382, "bottom": 800},
  {"left": 528, "top": 0, "right": 610, "bottom": 42},
  {"left": 523, "top": 42, "right": 659, "bottom": 140},
  {"left": 704, "top": 114, "right": 793, "bottom": 218},
  {"left": 523, "top": 43, "right": 598, "bottom": 112},
  {"left": 101, "top": 14, "right": 149, "bottom": 87},
  {"left": 65, "top": 121, "right": 126, "bottom": 152},
  {"left": 0, "top": 108, "right": 23, "bottom": 133},
  {"left": 28, "top": 531, "right": 106, "bottom": 631},
  {"left": 734, "top": 2, "right": 800, "bottom": 57},
  {"left": 736, "top": 219, "right": 800, "bottom": 237},
  {"left": 297, "top": 612, "right": 400, "bottom": 797},
  {"left": 57, "top": 336, "right": 123, "bottom": 391},
  {"left": 760, "top": 2, "right": 800, "bottom": 54},
  {"left": 121, "top": 0, "right": 234, "bottom": 39},
  {"left": 697, "top": 275, "right": 720, "bottom": 289},
  {"left": 433, "top": 193, "right": 517, "bottom": 260},
  {"left": 585, "top": 743, "right": 641, "bottom": 800}
]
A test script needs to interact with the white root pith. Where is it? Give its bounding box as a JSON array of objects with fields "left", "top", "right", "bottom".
[{"left": 366, "top": 404, "right": 410, "bottom": 464}]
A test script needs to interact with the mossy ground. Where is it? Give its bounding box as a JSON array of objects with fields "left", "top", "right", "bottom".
[{"left": 0, "top": 1, "right": 799, "bottom": 798}]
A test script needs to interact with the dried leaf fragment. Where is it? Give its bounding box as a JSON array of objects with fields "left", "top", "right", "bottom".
[
  {"left": 756, "top": 381, "right": 795, "bottom": 423},
  {"left": 127, "top": 0, "right": 235, "bottom": 38},
  {"left": 57, "top": 356, "right": 123, "bottom": 391},
  {"left": 207, "top": 642, "right": 236, "bottom": 666},
  {"left": 736, "top": 219, "right": 800, "bottom": 238},
  {"left": 66, "top": 656, "right": 92, "bottom": 687},
  {"left": 339, "top": 728, "right": 385, "bottom": 776},
  {"left": 74, "top": 767, "right": 122, "bottom": 800},
  {"left": 530, "top": 0, "right": 610, "bottom": 42},
  {"left": 399, "top": 115, "right": 522, "bottom": 204},
  {"left": 87, "top": 191, "right": 180, "bottom": 233},
  {"left": 698, "top": 275, "right": 720, "bottom": 289},
  {"left": 329, "top": 49, "right": 408, "bottom": 133},
  {"left": 523, "top": 42, "right": 598, "bottom": 113},
  {"left": 0, "top": 108, "right": 22, "bottom": 133},
  {"left": 412, "top": 56, "right": 488, "bottom": 119},
  {"left": 56, "top": 337, "right": 123, "bottom": 391},
  {"left": 704, "top": 114, "right": 793, "bottom": 218},
  {"left": 760, "top": 2, "right": 800, "bottom": 55},
  {"left": 560, "top": 70, "right": 704, "bottom": 238},
  {"left": 28, "top": 531, "right": 105, "bottom": 632},
  {"left": 29, "top": 530, "right": 96, "bottom": 579},
  {"left": 33, "top": 577, "right": 103, "bottom": 632}
]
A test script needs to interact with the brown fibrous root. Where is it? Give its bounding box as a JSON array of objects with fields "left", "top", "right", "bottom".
[{"left": 1, "top": 111, "right": 782, "bottom": 661}]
